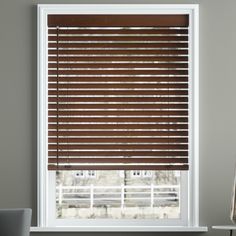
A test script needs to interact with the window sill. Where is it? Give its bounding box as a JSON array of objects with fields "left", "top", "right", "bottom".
[{"left": 30, "top": 226, "right": 208, "bottom": 232}]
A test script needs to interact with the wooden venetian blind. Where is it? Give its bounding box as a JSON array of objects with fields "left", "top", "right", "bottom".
[{"left": 47, "top": 14, "right": 189, "bottom": 171}]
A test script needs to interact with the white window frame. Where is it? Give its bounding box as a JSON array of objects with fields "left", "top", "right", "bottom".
[{"left": 37, "top": 4, "right": 203, "bottom": 231}]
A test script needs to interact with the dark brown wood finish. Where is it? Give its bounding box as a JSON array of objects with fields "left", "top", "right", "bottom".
[
  {"left": 48, "top": 165, "right": 189, "bottom": 171},
  {"left": 48, "top": 137, "right": 188, "bottom": 144},
  {"left": 47, "top": 14, "right": 189, "bottom": 171},
  {"left": 48, "top": 158, "right": 188, "bottom": 163},
  {"left": 48, "top": 15, "right": 189, "bottom": 27}
]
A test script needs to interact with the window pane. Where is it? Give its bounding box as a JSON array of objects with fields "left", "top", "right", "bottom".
[{"left": 56, "top": 170, "right": 180, "bottom": 219}]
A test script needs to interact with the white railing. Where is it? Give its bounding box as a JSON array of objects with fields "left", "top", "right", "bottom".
[{"left": 56, "top": 184, "right": 180, "bottom": 208}]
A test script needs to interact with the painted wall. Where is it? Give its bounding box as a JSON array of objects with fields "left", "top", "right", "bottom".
[{"left": 0, "top": 0, "right": 236, "bottom": 235}]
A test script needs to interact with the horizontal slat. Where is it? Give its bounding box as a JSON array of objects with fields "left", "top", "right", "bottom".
[
  {"left": 48, "top": 123, "right": 188, "bottom": 130},
  {"left": 48, "top": 137, "right": 188, "bottom": 144},
  {"left": 48, "top": 96, "right": 188, "bottom": 103},
  {"left": 48, "top": 157, "right": 188, "bottom": 163},
  {"left": 49, "top": 35, "right": 188, "bottom": 42},
  {"left": 49, "top": 42, "right": 188, "bottom": 49},
  {"left": 48, "top": 103, "right": 188, "bottom": 110},
  {"left": 48, "top": 90, "right": 188, "bottom": 96},
  {"left": 48, "top": 164, "right": 189, "bottom": 171},
  {"left": 48, "top": 29, "right": 188, "bottom": 35},
  {"left": 48, "top": 150, "right": 188, "bottom": 156},
  {"left": 48, "top": 49, "right": 188, "bottom": 55},
  {"left": 48, "top": 76, "right": 188, "bottom": 83},
  {"left": 48, "top": 56, "right": 188, "bottom": 62},
  {"left": 48, "top": 110, "right": 188, "bottom": 116},
  {"left": 48, "top": 69, "right": 188, "bottom": 76},
  {"left": 48, "top": 83, "right": 188, "bottom": 90},
  {"left": 48, "top": 63, "right": 188, "bottom": 69},
  {"left": 48, "top": 130, "right": 188, "bottom": 136},
  {"left": 48, "top": 15, "right": 189, "bottom": 27},
  {"left": 48, "top": 144, "right": 188, "bottom": 150},
  {"left": 48, "top": 117, "right": 188, "bottom": 123}
]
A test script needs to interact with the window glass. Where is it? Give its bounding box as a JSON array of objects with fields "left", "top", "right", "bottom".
[{"left": 56, "top": 170, "right": 180, "bottom": 219}]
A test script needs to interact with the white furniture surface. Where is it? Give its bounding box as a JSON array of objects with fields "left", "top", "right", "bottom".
[
  {"left": 213, "top": 226, "right": 236, "bottom": 230},
  {"left": 212, "top": 225, "right": 236, "bottom": 236}
]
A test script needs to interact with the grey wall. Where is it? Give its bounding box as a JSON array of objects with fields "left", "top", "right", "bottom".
[{"left": 0, "top": 0, "right": 236, "bottom": 235}]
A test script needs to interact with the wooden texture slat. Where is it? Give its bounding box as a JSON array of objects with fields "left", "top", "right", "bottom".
[
  {"left": 48, "top": 123, "right": 188, "bottom": 130},
  {"left": 48, "top": 96, "right": 188, "bottom": 103},
  {"left": 48, "top": 83, "right": 188, "bottom": 89},
  {"left": 48, "top": 69, "right": 188, "bottom": 76},
  {"left": 49, "top": 130, "right": 188, "bottom": 137},
  {"left": 48, "top": 76, "right": 188, "bottom": 83},
  {"left": 48, "top": 49, "right": 188, "bottom": 55},
  {"left": 49, "top": 35, "right": 188, "bottom": 42},
  {"left": 48, "top": 15, "right": 189, "bottom": 27},
  {"left": 48, "top": 150, "right": 188, "bottom": 157},
  {"left": 48, "top": 90, "right": 188, "bottom": 96},
  {"left": 48, "top": 137, "right": 188, "bottom": 143},
  {"left": 48, "top": 110, "right": 188, "bottom": 116},
  {"left": 48, "top": 157, "right": 188, "bottom": 163},
  {"left": 48, "top": 56, "right": 189, "bottom": 62},
  {"left": 48, "top": 117, "right": 188, "bottom": 123},
  {"left": 48, "top": 29, "right": 188, "bottom": 35},
  {"left": 48, "top": 144, "right": 188, "bottom": 150},
  {"left": 48, "top": 103, "right": 188, "bottom": 110},
  {"left": 48, "top": 42, "right": 188, "bottom": 49},
  {"left": 48, "top": 63, "right": 188, "bottom": 69},
  {"left": 48, "top": 165, "right": 189, "bottom": 171}
]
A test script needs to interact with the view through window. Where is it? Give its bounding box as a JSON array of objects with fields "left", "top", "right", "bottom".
[{"left": 56, "top": 171, "right": 180, "bottom": 219}]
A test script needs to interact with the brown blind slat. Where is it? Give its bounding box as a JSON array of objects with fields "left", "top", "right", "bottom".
[
  {"left": 48, "top": 117, "right": 188, "bottom": 123},
  {"left": 48, "top": 130, "right": 188, "bottom": 137},
  {"left": 48, "top": 49, "right": 188, "bottom": 55},
  {"left": 48, "top": 103, "right": 188, "bottom": 110},
  {"left": 48, "top": 90, "right": 188, "bottom": 96},
  {"left": 48, "top": 144, "right": 188, "bottom": 150},
  {"left": 48, "top": 110, "right": 188, "bottom": 116},
  {"left": 48, "top": 158, "right": 188, "bottom": 163},
  {"left": 48, "top": 29, "right": 188, "bottom": 34},
  {"left": 48, "top": 137, "right": 188, "bottom": 144},
  {"left": 49, "top": 43, "right": 188, "bottom": 49},
  {"left": 48, "top": 123, "right": 188, "bottom": 130},
  {"left": 48, "top": 83, "right": 188, "bottom": 89},
  {"left": 49, "top": 56, "right": 189, "bottom": 62},
  {"left": 48, "top": 165, "right": 189, "bottom": 171},
  {"left": 48, "top": 15, "right": 189, "bottom": 27},
  {"left": 49, "top": 151, "right": 188, "bottom": 157},
  {"left": 48, "top": 76, "right": 188, "bottom": 83},
  {"left": 49, "top": 35, "right": 188, "bottom": 42},
  {"left": 48, "top": 70, "right": 188, "bottom": 76},
  {"left": 48, "top": 96, "right": 188, "bottom": 103},
  {"left": 48, "top": 63, "right": 188, "bottom": 69},
  {"left": 47, "top": 14, "right": 189, "bottom": 171}
]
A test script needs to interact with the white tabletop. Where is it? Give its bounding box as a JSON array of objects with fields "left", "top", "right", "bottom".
[{"left": 212, "top": 226, "right": 236, "bottom": 230}]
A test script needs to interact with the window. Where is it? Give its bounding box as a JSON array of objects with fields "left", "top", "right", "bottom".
[
  {"left": 131, "top": 170, "right": 152, "bottom": 178},
  {"left": 75, "top": 171, "right": 84, "bottom": 178},
  {"left": 38, "top": 4, "right": 199, "bottom": 230},
  {"left": 75, "top": 170, "right": 96, "bottom": 178}
]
